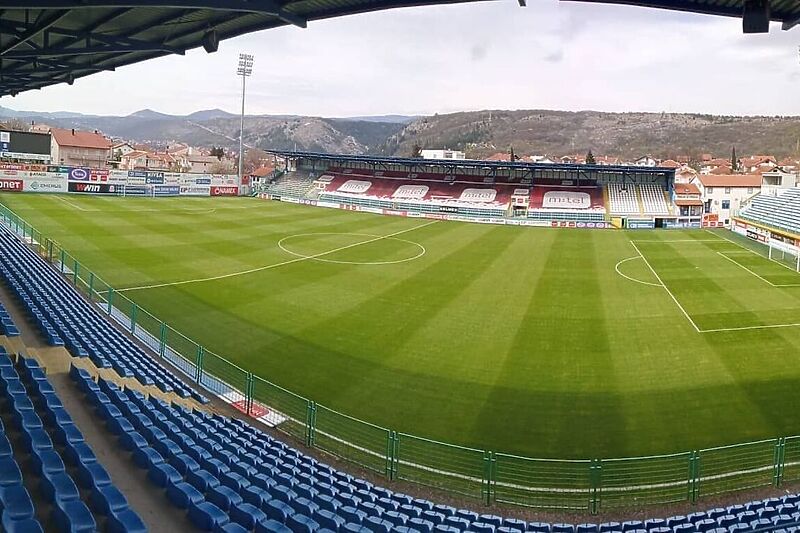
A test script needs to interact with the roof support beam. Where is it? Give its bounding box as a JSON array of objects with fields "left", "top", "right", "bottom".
[
  {"left": 0, "top": 9, "right": 69, "bottom": 55},
  {"left": 782, "top": 14, "right": 800, "bottom": 30},
  {"left": 0, "top": 1, "right": 307, "bottom": 27},
  {"left": 2, "top": 43, "right": 184, "bottom": 58}
]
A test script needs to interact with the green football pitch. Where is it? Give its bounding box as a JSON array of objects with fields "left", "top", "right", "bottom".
[{"left": 4, "top": 193, "right": 800, "bottom": 461}]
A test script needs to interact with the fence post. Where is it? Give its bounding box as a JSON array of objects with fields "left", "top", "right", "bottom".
[
  {"left": 195, "top": 346, "right": 204, "bottom": 384},
  {"left": 88, "top": 272, "right": 94, "bottom": 302},
  {"left": 590, "top": 459, "right": 602, "bottom": 515},
  {"left": 130, "top": 303, "right": 137, "bottom": 334},
  {"left": 385, "top": 431, "right": 395, "bottom": 480},
  {"left": 73, "top": 259, "right": 78, "bottom": 285},
  {"left": 774, "top": 438, "right": 786, "bottom": 487},
  {"left": 47, "top": 239, "right": 54, "bottom": 263},
  {"left": 60, "top": 249, "right": 65, "bottom": 273},
  {"left": 388, "top": 431, "right": 399, "bottom": 481},
  {"left": 159, "top": 323, "right": 167, "bottom": 358},
  {"left": 107, "top": 288, "right": 114, "bottom": 315},
  {"left": 305, "top": 400, "right": 316, "bottom": 448},
  {"left": 245, "top": 373, "right": 254, "bottom": 415},
  {"left": 688, "top": 450, "right": 700, "bottom": 504},
  {"left": 482, "top": 451, "right": 495, "bottom": 506}
]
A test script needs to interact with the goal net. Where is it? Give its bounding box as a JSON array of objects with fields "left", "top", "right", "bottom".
[{"left": 768, "top": 240, "right": 800, "bottom": 272}]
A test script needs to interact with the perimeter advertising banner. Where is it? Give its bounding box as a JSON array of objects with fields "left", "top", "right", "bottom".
[
  {"left": 210, "top": 186, "right": 239, "bottom": 197},
  {"left": 68, "top": 182, "right": 116, "bottom": 194},
  {"left": 24, "top": 179, "right": 67, "bottom": 193},
  {"left": 0, "top": 179, "right": 23, "bottom": 192},
  {"left": 180, "top": 186, "right": 211, "bottom": 196}
]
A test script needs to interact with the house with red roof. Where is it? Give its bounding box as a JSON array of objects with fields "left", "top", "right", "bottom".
[
  {"left": 692, "top": 174, "right": 762, "bottom": 226},
  {"left": 50, "top": 128, "right": 111, "bottom": 168}
]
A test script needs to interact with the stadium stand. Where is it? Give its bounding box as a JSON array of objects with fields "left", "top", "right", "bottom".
[
  {"left": 607, "top": 183, "right": 640, "bottom": 215},
  {"left": 67, "top": 365, "right": 800, "bottom": 532},
  {"left": 739, "top": 188, "right": 800, "bottom": 235},
  {"left": 262, "top": 172, "right": 318, "bottom": 199},
  {"left": 0, "top": 300, "right": 20, "bottom": 337},
  {"left": 0, "top": 348, "right": 145, "bottom": 532},
  {"left": 0, "top": 228, "right": 207, "bottom": 404},
  {"left": 607, "top": 183, "right": 672, "bottom": 216},
  {"left": 527, "top": 186, "right": 606, "bottom": 222}
]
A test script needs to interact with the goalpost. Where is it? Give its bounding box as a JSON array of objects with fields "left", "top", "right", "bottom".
[{"left": 768, "top": 240, "right": 800, "bottom": 272}]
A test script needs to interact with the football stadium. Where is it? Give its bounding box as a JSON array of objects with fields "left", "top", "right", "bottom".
[{"left": 1, "top": 1, "right": 800, "bottom": 533}]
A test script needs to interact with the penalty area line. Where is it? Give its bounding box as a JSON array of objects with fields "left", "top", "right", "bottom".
[
  {"left": 630, "top": 241, "right": 702, "bottom": 333},
  {"left": 117, "top": 220, "right": 439, "bottom": 292}
]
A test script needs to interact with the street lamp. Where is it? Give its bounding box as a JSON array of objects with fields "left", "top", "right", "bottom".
[{"left": 236, "top": 53, "right": 254, "bottom": 186}]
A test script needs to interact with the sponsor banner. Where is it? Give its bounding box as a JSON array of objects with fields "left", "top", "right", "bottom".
[
  {"left": 154, "top": 185, "right": 180, "bottom": 196},
  {"left": 359, "top": 207, "right": 383, "bottom": 215},
  {"left": 210, "top": 186, "right": 238, "bottom": 197},
  {"left": 68, "top": 182, "right": 117, "bottom": 194},
  {"left": 0, "top": 163, "right": 25, "bottom": 171},
  {"left": 47, "top": 166, "right": 71, "bottom": 174},
  {"left": 27, "top": 171, "right": 49, "bottom": 178},
  {"left": 146, "top": 175, "right": 164, "bottom": 184},
  {"left": 543, "top": 190, "right": 590, "bottom": 209},
  {"left": 0, "top": 179, "right": 23, "bottom": 192},
  {"left": 68, "top": 168, "right": 91, "bottom": 181},
  {"left": 90, "top": 169, "right": 109, "bottom": 181},
  {"left": 1, "top": 151, "right": 50, "bottom": 161},
  {"left": 194, "top": 177, "right": 211, "bottom": 185},
  {"left": 128, "top": 170, "right": 147, "bottom": 178},
  {"left": 180, "top": 186, "right": 211, "bottom": 197},
  {"left": 283, "top": 196, "right": 300, "bottom": 204},
  {"left": 108, "top": 170, "right": 130, "bottom": 183},
  {"left": 0, "top": 170, "right": 21, "bottom": 177},
  {"left": 382, "top": 209, "right": 408, "bottom": 217},
  {"left": 24, "top": 179, "right": 67, "bottom": 193}
]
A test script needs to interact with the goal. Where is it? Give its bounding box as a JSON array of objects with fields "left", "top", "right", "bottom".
[{"left": 768, "top": 240, "right": 800, "bottom": 272}]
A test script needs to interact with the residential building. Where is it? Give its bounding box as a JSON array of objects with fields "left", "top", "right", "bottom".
[
  {"left": 672, "top": 182, "right": 704, "bottom": 219},
  {"left": 119, "top": 150, "right": 177, "bottom": 171},
  {"left": 50, "top": 128, "right": 111, "bottom": 168},
  {"left": 738, "top": 155, "right": 776, "bottom": 174},
  {"left": 634, "top": 155, "right": 657, "bottom": 167},
  {"left": 692, "top": 174, "right": 762, "bottom": 226},
  {"left": 187, "top": 154, "right": 233, "bottom": 174}
]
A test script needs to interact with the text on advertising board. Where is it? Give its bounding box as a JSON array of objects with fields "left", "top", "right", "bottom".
[
  {"left": 211, "top": 186, "right": 238, "bottom": 196},
  {"left": 0, "top": 179, "right": 23, "bottom": 192}
]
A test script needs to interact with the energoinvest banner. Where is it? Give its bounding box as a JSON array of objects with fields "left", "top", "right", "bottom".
[
  {"left": 153, "top": 185, "right": 180, "bottom": 197},
  {"left": 210, "top": 186, "right": 239, "bottom": 197},
  {"left": 24, "top": 179, "right": 67, "bottom": 193},
  {"left": 180, "top": 186, "right": 211, "bottom": 196}
]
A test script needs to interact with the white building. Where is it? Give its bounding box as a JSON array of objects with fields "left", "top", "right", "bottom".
[
  {"left": 692, "top": 174, "right": 762, "bottom": 226},
  {"left": 420, "top": 149, "right": 465, "bottom": 160}
]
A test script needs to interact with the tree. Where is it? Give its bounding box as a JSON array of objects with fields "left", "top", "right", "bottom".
[
  {"left": 585, "top": 150, "right": 596, "bottom": 165},
  {"left": 243, "top": 148, "right": 269, "bottom": 174},
  {"left": 210, "top": 146, "right": 225, "bottom": 160},
  {"left": 730, "top": 145, "right": 738, "bottom": 173},
  {"left": 3, "top": 118, "right": 29, "bottom": 132},
  {"left": 411, "top": 143, "right": 422, "bottom": 158}
]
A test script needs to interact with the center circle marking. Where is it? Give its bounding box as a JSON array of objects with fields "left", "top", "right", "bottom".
[{"left": 278, "top": 232, "right": 426, "bottom": 265}]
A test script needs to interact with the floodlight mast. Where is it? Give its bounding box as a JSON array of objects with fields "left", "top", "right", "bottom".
[{"left": 237, "top": 53, "right": 254, "bottom": 188}]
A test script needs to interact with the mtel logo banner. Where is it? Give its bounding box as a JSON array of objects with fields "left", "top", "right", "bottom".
[
  {"left": 68, "top": 182, "right": 116, "bottom": 194},
  {"left": 210, "top": 186, "right": 239, "bottom": 197},
  {"left": 0, "top": 179, "right": 23, "bottom": 192}
]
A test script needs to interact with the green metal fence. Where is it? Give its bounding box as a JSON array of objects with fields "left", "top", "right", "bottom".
[{"left": 2, "top": 201, "right": 799, "bottom": 513}]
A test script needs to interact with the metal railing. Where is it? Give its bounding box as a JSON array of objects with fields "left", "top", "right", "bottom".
[{"left": 1, "top": 202, "right": 797, "bottom": 513}]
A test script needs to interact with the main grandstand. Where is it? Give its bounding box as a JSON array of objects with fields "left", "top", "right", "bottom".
[{"left": 260, "top": 151, "right": 689, "bottom": 229}]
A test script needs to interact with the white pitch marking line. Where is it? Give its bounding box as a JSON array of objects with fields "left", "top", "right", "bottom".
[
  {"left": 118, "top": 220, "right": 438, "bottom": 292},
  {"left": 614, "top": 256, "right": 662, "bottom": 287},
  {"left": 53, "top": 195, "right": 88, "bottom": 211},
  {"left": 707, "top": 228, "right": 800, "bottom": 276},
  {"left": 630, "top": 241, "right": 701, "bottom": 333},
  {"left": 630, "top": 239, "right": 724, "bottom": 243},
  {"left": 716, "top": 251, "right": 777, "bottom": 287},
  {"left": 701, "top": 322, "right": 800, "bottom": 333},
  {"left": 277, "top": 232, "right": 426, "bottom": 266}
]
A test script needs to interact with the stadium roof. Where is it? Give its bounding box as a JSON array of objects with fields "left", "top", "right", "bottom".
[
  {"left": 270, "top": 149, "right": 677, "bottom": 177},
  {"left": 0, "top": 0, "right": 480, "bottom": 98},
  {"left": 1, "top": 0, "right": 796, "bottom": 98}
]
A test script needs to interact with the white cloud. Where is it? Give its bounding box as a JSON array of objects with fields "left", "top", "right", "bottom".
[{"left": 1, "top": 1, "right": 798, "bottom": 117}]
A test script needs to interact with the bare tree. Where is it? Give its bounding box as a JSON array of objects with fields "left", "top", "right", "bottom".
[
  {"left": 3, "top": 118, "right": 30, "bottom": 132},
  {"left": 243, "top": 148, "right": 269, "bottom": 174}
]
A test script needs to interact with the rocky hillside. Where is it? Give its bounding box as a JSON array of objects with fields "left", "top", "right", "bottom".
[{"left": 378, "top": 110, "right": 800, "bottom": 159}]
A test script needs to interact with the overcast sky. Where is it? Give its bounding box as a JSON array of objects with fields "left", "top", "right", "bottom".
[{"left": 1, "top": 0, "right": 798, "bottom": 117}]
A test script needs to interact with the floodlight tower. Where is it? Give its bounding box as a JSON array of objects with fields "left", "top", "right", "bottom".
[{"left": 236, "top": 53, "right": 254, "bottom": 186}]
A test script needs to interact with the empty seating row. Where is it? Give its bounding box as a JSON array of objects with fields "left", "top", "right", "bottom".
[
  {"left": 607, "top": 183, "right": 640, "bottom": 215},
  {"left": 0, "top": 301, "right": 19, "bottom": 337},
  {"left": 739, "top": 188, "right": 800, "bottom": 235},
  {"left": 69, "top": 362, "right": 800, "bottom": 533},
  {"left": 0, "top": 228, "right": 207, "bottom": 403},
  {"left": 638, "top": 183, "right": 670, "bottom": 215},
  {"left": 0, "top": 349, "right": 145, "bottom": 532}
]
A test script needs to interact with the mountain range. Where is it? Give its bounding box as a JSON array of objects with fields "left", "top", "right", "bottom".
[{"left": 1, "top": 105, "right": 799, "bottom": 160}]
